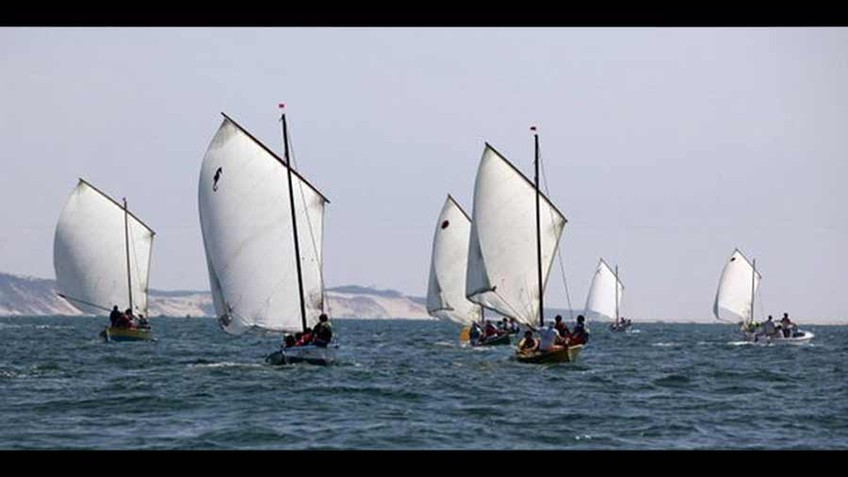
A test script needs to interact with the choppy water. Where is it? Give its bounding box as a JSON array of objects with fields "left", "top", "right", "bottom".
[{"left": 1, "top": 316, "right": 846, "bottom": 449}]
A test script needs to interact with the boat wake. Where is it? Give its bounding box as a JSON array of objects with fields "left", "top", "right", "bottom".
[{"left": 188, "top": 361, "right": 265, "bottom": 370}]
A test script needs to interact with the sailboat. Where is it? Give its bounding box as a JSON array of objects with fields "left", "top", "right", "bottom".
[
  {"left": 53, "top": 178, "right": 156, "bottom": 342},
  {"left": 426, "top": 195, "right": 511, "bottom": 346},
  {"left": 584, "top": 259, "right": 630, "bottom": 332},
  {"left": 198, "top": 109, "right": 337, "bottom": 365},
  {"left": 713, "top": 249, "right": 814, "bottom": 344},
  {"left": 465, "top": 130, "right": 582, "bottom": 363}
]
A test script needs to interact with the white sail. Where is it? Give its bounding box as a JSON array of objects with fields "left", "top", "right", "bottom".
[
  {"left": 466, "top": 143, "right": 567, "bottom": 327},
  {"left": 426, "top": 195, "right": 482, "bottom": 326},
  {"left": 584, "top": 259, "right": 624, "bottom": 321},
  {"left": 53, "top": 179, "right": 155, "bottom": 316},
  {"left": 713, "top": 249, "right": 761, "bottom": 324},
  {"left": 198, "top": 114, "right": 327, "bottom": 336}
]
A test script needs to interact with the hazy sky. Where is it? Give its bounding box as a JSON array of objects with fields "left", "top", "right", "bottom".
[{"left": 1, "top": 28, "right": 846, "bottom": 322}]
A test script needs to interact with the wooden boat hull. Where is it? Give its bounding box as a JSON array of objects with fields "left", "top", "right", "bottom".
[
  {"left": 515, "top": 344, "right": 583, "bottom": 364},
  {"left": 266, "top": 343, "right": 338, "bottom": 366},
  {"left": 100, "top": 326, "right": 154, "bottom": 342},
  {"left": 472, "top": 333, "right": 511, "bottom": 347}
]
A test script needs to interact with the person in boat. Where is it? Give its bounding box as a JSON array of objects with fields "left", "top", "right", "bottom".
[
  {"left": 282, "top": 334, "right": 297, "bottom": 348},
  {"left": 312, "top": 313, "right": 333, "bottom": 347},
  {"left": 762, "top": 315, "right": 778, "bottom": 338},
  {"left": 554, "top": 314, "right": 570, "bottom": 339},
  {"left": 126, "top": 309, "right": 139, "bottom": 329},
  {"left": 137, "top": 314, "right": 150, "bottom": 329},
  {"left": 484, "top": 320, "right": 504, "bottom": 339},
  {"left": 517, "top": 330, "right": 538, "bottom": 353},
  {"left": 114, "top": 308, "right": 133, "bottom": 329},
  {"left": 294, "top": 327, "right": 314, "bottom": 347},
  {"left": 508, "top": 317, "right": 520, "bottom": 334},
  {"left": 539, "top": 322, "right": 565, "bottom": 352},
  {"left": 469, "top": 321, "right": 484, "bottom": 344},
  {"left": 109, "top": 305, "right": 122, "bottom": 327},
  {"left": 780, "top": 313, "right": 796, "bottom": 338},
  {"left": 570, "top": 315, "right": 589, "bottom": 345},
  {"left": 498, "top": 318, "right": 510, "bottom": 333}
]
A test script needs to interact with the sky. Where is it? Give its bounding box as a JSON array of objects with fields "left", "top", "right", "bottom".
[{"left": 1, "top": 28, "right": 846, "bottom": 323}]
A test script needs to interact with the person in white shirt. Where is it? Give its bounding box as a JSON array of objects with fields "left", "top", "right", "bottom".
[{"left": 539, "top": 323, "right": 564, "bottom": 352}]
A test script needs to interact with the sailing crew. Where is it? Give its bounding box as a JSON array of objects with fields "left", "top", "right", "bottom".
[
  {"left": 780, "top": 313, "right": 796, "bottom": 338},
  {"left": 125, "top": 309, "right": 138, "bottom": 329},
  {"left": 137, "top": 314, "right": 150, "bottom": 329},
  {"left": 294, "top": 327, "right": 314, "bottom": 347},
  {"left": 762, "top": 315, "right": 777, "bottom": 338},
  {"left": 508, "top": 317, "right": 520, "bottom": 334},
  {"left": 469, "top": 322, "right": 483, "bottom": 343},
  {"left": 109, "top": 305, "right": 122, "bottom": 327},
  {"left": 115, "top": 308, "right": 133, "bottom": 328},
  {"left": 283, "top": 334, "right": 297, "bottom": 348},
  {"left": 569, "top": 315, "right": 589, "bottom": 345},
  {"left": 517, "top": 330, "right": 538, "bottom": 352},
  {"left": 554, "top": 314, "right": 570, "bottom": 338},
  {"left": 484, "top": 320, "right": 500, "bottom": 338},
  {"left": 312, "top": 313, "right": 333, "bottom": 347},
  {"left": 539, "top": 322, "right": 564, "bottom": 352}
]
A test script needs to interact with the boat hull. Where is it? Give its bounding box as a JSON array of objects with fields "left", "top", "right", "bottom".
[
  {"left": 748, "top": 330, "right": 815, "bottom": 345},
  {"left": 100, "top": 326, "right": 154, "bottom": 342},
  {"left": 515, "top": 344, "right": 583, "bottom": 364},
  {"left": 609, "top": 322, "right": 632, "bottom": 332},
  {"left": 266, "top": 343, "right": 338, "bottom": 366},
  {"left": 471, "top": 333, "right": 511, "bottom": 347}
]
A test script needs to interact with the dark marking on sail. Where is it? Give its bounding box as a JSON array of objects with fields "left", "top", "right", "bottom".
[
  {"left": 213, "top": 167, "right": 223, "bottom": 192},
  {"left": 218, "top": 302, "right": 233, "bottom": 328},
  {"left": 730, "top": 257, "right": 736, "bottom": 262},
  {"left": 441, "top": 220, "right": 450, "bottom": 229},
  {"left": 219, "top": 313, "right": 231, "bottom": 328}
]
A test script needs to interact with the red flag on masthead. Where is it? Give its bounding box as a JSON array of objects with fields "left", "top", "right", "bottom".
[{"left": 278, "top": 103, "right": 286, "bottom": 109}]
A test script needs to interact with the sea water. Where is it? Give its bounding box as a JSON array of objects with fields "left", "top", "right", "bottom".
[{"left": 1, "top": 316, "right": 846, "bottom": 449}]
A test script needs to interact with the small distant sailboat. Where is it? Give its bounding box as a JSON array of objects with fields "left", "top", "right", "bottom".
[
  {"left": 426, "top": 195, "right": 511, "bottom": 346},
  {"left": 713, "top": 249, "right": 814, "bottom": 344},
  {"left": 584, "top": 259, "right": 630, "bottom": 332},
  {"left": 198, "top": 108, "right": 337, "bottom": 365},
  {"left": 465, "top": 129, "right": 581, "bottom": 363},
  {"left": 53, "top": 179, "right": 155, "bottom": 342}
]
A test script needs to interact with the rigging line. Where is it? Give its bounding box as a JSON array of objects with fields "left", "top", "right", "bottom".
[
  {"left": 57, "top": 293, "right": 112, "bottom": 313},
  {"left": 127, "top": 221, "right": 148, "bottom": 314},
  {"left": 537, "top": 147, "right": 574, "bottom": 321},
  {"left": 286, "top": 126, "right": 328, "bottom": 316}
]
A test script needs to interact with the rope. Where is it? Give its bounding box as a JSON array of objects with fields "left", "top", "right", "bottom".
[
  {"left": 282, "top": 122, "right": 329, "bottom": 317},
  {"left": 537, "top": 146, "right": 574, "bottom": 321}
]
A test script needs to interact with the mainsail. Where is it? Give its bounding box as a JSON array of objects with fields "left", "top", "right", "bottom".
[
  {"left": 53, "top": 179, "right": 155, "bottom": 316},
  {"left": 426, "top": 195, "right": 482, "bottom": 325},
  {"left": 198, "top": 113, "right": 328, "bottom": 335},
  {"left": 713, "top": 248, "right": 761, "bottom": 324},
  {"left": 584, "top": 259, "right": 624, "bottom": 321},
  {"left": 465, "top": 143, "right": 566, "bottom": 327}
]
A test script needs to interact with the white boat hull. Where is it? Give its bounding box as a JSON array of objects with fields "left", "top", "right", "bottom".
[
  {"left": 747, "top": 330, "right": 815, "bottom": 345},
  {"left": 266, "top": 343, "right": 338, "bottom": 366}
]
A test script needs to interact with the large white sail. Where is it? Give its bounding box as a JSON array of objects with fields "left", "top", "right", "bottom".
[
  {"left": 713, "top": 249, "right": 761, "bottom": 324},
  {"left": 198, "top": 114, "right": 327, "bottom": 335},
  {"left": 466, "top": 143, "right": 567, "bottom": 327},
  {"left": 426, "top": 195, "right": 481, "bottom": 326},
  {"left": 584, "top": 259, "right": 624, "bottom": 321},
  {"left": 53, "top": 179, "right": 155, "bottom": 316}
]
